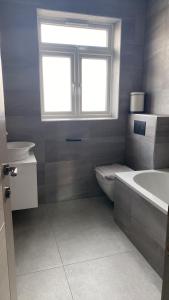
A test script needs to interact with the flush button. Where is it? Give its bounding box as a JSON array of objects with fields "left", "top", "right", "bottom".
[{"left": 134, "top": 120, "right": 146, "bottom": 136}]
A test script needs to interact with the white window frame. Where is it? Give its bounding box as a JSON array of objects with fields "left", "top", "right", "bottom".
[{"left": 37, "top": 10, "right": 118, "bottom": 120}]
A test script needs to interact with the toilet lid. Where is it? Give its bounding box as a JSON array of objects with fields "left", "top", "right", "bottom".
[{"left": 95, "top": 164, "right": 132, "bottom": 180}]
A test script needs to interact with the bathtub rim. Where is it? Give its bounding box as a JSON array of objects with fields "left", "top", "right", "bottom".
[{"left": 115, "top": 170, "right": 169, "bottom": 215}]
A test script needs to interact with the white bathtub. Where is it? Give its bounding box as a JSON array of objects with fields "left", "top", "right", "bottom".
[{"left": 116, "top": 170, "right": 169, "bottom": 215}]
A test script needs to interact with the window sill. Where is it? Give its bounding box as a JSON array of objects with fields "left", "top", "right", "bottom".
[{"left": 41, "top": 116, "right": 118, "bottom": 122}]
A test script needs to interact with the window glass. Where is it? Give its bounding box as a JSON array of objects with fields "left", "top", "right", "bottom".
[
  {"left": 81, "top": 58, "right": 108, "bottom": 112},
  {"left": 42, "top": 56, "right": 72, "bottom": 112},
  {"left": 41, "top": 24, "right": 108, "bottom": 47}
]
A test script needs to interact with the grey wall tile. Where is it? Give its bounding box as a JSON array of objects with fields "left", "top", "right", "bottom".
[
  {"left": 37, "top": 163, "right": 45, "bottom": 186},
  {"left": 114, "top": 178, "right": 168, "bottom": 277},
  {"left": 154, "top": 144, "right": 169, "bottom": 169},
  {"left": 131, "top": 218, "right": 165, "bottom": 277},
  {"left": 45, "top": 139, "right": 90, "bottom": 163},
  {"left": 155, "top": 117, "right": 169, "bottom": 169},
  {"left": 120, "top": 67, "right": 143, "bottom": 94},
  {"left": 156, "top": 117, "right": 169, "bottom": 143},
  {"left": 114, "top": 179, "right": 132, "bottom": 216},
  {"left": 6, "top": 116, "right": 42, "bottom": 140},
  {"left": 37, "top": 185, "right": 46, "bottom": 204},
  {"left": 131, "top": 191, "right": 167, "bottom": 248},
  {"left": 143, "top": 1, "right": 169, "bottom": 115},
  {"left": 45, "top": 160, "right": 93, "bottom": 187},
  {"left": 44, "top": 160, "right": 102, "bottom": 202},
  {"left": 44, "top": 121, "right": 90, "bottom": 141},
  {"left": 4, "top": 89, "right": 41, "bottom": 117},
  {"left": 88, "top": 119, "right": 126, "bottom": 138},
  {"left": 45, "top": 177, "right": 103, "bottom": 203}
]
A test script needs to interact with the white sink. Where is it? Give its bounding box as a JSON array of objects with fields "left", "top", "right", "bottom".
[{"left": 7, "top": 142, "right": 35, "bottom": 162}]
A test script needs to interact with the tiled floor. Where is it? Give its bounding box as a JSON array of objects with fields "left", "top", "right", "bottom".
[{"left": 13, "top": 197, "right": 162, "bottom": 300}]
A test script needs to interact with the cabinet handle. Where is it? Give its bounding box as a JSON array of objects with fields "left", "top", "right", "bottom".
[{"left": 4, "top": 187, "right": 11, "bottom": 199}]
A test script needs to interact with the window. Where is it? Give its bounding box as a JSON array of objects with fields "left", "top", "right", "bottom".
[{"left": 38, "top": 10, "right": 119, "bottom": 120}]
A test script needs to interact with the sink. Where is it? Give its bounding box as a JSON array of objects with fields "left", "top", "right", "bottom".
[{"left": 7, "top": 142, "right": 35, "bottom": 162}]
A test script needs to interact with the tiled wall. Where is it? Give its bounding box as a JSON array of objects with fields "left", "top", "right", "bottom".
[
  {"left": 0, "top": 0, "right": 146, "bottom": 203},
  {"left": 114, "top": 178, "right": 167, "bottom": 277},
  {"left": 126, "top": 114, "right": 169, "bottom": 170},
  {"left": 155, "top": 117, "right": 169, "bottom": 169},
  {"left": 125, "top": 0, "right": 169, "bottom": 172},
  {"left": 144, "top": 0, "right": 169, "bottom": 114}
]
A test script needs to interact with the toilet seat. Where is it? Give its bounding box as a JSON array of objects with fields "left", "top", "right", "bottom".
[{"left": 95, "top": 164, "right": 132, "bottom": 202}]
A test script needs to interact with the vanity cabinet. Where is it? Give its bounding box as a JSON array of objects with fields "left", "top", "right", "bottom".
[{"left": 9, "top": 154, "right": 38, "bottom": 211}]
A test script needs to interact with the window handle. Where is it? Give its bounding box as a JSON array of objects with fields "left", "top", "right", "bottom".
[
  {"left": 78, "top": 84, "right": 81, "bottom": 97},
  {"left": 72, "top": 83, "right": 76, "bottom": 94}
]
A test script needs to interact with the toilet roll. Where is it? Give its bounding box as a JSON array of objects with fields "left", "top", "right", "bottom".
[{"left": 130, "top": 92, "right": 145, "bottom": 113}]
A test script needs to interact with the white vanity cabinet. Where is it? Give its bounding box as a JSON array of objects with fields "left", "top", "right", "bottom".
[{"left": 9, "top": 154, "right": 38, "bottom": 211}]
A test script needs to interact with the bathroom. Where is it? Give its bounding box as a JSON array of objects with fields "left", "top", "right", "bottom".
[{"left": 0, "top": 0, "right": 169, "bottom": 299}]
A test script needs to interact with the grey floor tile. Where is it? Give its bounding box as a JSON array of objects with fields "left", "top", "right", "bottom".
[
  {"left": 14, "top": 222, "right": 62, "bottom": 275},
  {"left": 17, "top": 267, "right": 72, "bottom": 300},
  {"left": 65, "top": 251, "right": 162, "bottom": 300},
  {"left": 48, "top": 197, "right": 135, "bottom": 264}
]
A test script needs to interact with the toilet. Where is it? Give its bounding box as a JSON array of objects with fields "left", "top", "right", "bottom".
[{"left": 95, "top": 164, "right": 133, "bottom": 202}]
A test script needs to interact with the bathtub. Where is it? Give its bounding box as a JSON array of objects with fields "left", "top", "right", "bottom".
[
  {"left": 116, "top": 170, "right": 169, "bottom": 215},
  {"left": 114, "top": 170, "right": 168, "bottom": 277}
]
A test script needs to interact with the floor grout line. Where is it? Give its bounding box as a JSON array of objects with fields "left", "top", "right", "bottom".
[
  {"left": 39, "top": 196, "right": 108, "bottom": 207},
  {"left": 49, "top": 218, "right": 75, "bottom": 300},
  {"left": 61, "top": 248, "right": 136, "bottom": 268},
  {"left": 63, "top": 265, "right": 75, "bottom": 300},
  {"left": 16, "top": 265, "right": 63, "bottom": 277},
  {"left": 16, "top": 248, "right": 136, "bottom": 278}
]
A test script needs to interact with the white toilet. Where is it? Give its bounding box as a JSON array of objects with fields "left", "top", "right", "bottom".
[{"left": 95, "top": 164, "right": 132, "bottom": 202}]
